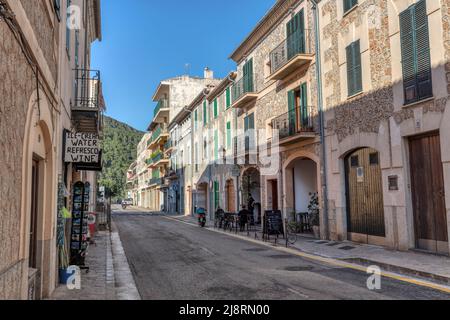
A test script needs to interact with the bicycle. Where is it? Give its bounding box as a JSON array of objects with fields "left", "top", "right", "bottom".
[{"left": 285, "top": 221, "right": 298, "bottom": 246}]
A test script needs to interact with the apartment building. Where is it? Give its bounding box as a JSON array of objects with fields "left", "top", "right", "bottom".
[
  {"left": 228, "top": 0, "right": 323, "bottom": 233},
  {"left": 142, "top": 72, "right": 221, "bottom": 213},
  {"left": 0, "top": 0, "right": 102, "bottom": 299},
  {"left": 318, "top": 0, "right": 450, "bottom": 254}
]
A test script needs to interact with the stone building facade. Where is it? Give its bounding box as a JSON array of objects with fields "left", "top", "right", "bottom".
[
  {"left": 0, "top": 0, "right": 102, "bottom": 299},
  {"left": 229, "top": 0, "right": 324, "bottom": 234},
  {"left": 318, "top": 0, "right": 450, "bottom": 254}
]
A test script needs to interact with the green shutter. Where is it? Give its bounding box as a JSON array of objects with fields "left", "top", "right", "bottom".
[
  {"left": 226, "top": 88, "right": 231, "bottom": 109},
  {"left": 400, "top": 0, "right": 432, "bottom": 104},
  {"left": 346, "top": 40, "right": 362, "bottom": 96},
  {"left": 287, "top": 10, "right": 305, "bottom": 58},
  {"left": 243, "top": 58, "right": 254, "bottom": 93},
  {"left": 288, "top": 90, "right": 296, "bottom": 135},
  {"left": 203, "top": 101, "right": 207, "bottom": 125},
  {"left": 214, "top": 98, "right": 218, "bottom": 118},
  {"left": 300, "top": 83, "right": 308, "bottom": 128},
  {"left": 227, "top": 122, "right": 231, "bottom": 149}
]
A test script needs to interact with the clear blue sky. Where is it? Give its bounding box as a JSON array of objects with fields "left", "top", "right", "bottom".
[{"left": 91, "top": 0, "right": 275, "bottom": 132}]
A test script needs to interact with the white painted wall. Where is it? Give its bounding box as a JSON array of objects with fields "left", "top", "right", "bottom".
[{"left": 293, "top": 159, "right": 318, "bottom": 213}]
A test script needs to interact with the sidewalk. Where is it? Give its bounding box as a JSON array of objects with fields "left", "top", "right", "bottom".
[
  {"left": 50, "top": 228, "right": 140, "bottom": 300},
  {"left": 170, "top": 214, "right": 450, "bottom": 285},
  {"left": 51, "top": 231, "right": 116, "bottom": 300}
]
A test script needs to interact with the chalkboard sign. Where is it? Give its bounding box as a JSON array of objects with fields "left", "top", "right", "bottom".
[{"left": 264, "top": 210, "right": 284, "bottom": 236}]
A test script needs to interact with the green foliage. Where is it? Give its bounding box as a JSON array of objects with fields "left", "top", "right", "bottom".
[{"left": 98, "top": 116, "right": 144, "bottom": 198}]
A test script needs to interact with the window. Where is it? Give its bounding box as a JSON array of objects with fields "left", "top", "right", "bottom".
[
  {"left": 214, "top": 130, "right": 219, "bottom": 161},
  {"left": 369, "top": 152, "right": 379, "bottom": 165},
  {"left": 214, "top": 181, "right": 220, "bottom": 210},
  {"left": 203, "top": 101, "right": 208, "bottom": 125},
  {"left": 226, "top": 122, "right": 232, "bottom": 149},
  {"left": 213, "top": 98, "right": 218, "bottom": 119},
  {"left": 346, "top": 40, "right": 362, "bottom": 96},
  {"left": 194, "top": 143, "right": 198, "bottom": 172},
  {"left": 343, "top": 0, "right": 358, "bottom": 14},
  {"left": 399, "top": 0, "right": 432, "bottom": 105},
  {"left": 350, "top": 155, "right": 359, "bottom": 167},
  {"left": 226, "top": 88, "right": 231, "bottom": 109},
  {"left": 243, "top": 58, "right": 254, "bottom": 93},
  {"left": 286, "top": 9, "right": 305, "bottom": 58},
  {"left": 66, "top": 0, "right": 71, "bottom": 55},
  {"left": 194, "top": 109, "right": 198, "bottom": 130},
  {"left": 75, "top": 31, "right": 79, "bottom": 67},
  {"left": 244, "top": 113, "right": 255, "bottom": 152}
]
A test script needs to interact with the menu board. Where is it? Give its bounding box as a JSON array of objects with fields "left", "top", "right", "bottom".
[
  {"left": 70, "top": 182, "right": 90, "bottom": 264},
  {"left": 264, "top": 210, "right": 284, "bottom": 236}
]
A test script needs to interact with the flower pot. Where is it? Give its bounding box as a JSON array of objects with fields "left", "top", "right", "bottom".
[
  {"left": 312, "top": 226, "right": 320, "bottom": 239},
  {"left": 59, "top": 268, "right": 75, "bottom": 285}
]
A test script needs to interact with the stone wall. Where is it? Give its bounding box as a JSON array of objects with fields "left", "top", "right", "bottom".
[{"left": 0, "top": 17, "right": 36, "bottom": 299}]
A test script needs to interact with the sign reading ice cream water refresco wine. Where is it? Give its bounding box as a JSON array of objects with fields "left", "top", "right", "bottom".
[{"left": 64, "top": 132, "right": 100, "bottom": 163}]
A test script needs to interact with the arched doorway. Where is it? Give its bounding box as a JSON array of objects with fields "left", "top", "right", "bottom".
[
  {"left": 242, "top": 168, "right": 261, "bottom": 223},
  {"left": 225, "top": 179, "right": 236, "bottom": 212},
  {"left": 284, "top": 157, "right": 319, "bottom": 235},
  {"left": 344, "top": 147, "right": 385, "bottom": 243}
]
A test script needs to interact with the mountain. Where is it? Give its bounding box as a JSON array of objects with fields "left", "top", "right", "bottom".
[{"left": 99, "top": 116, "right": 144, "bottom": 198}]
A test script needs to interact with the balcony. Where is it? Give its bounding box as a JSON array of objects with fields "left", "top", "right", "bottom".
[
  {"left": 269, "top": 29, "right": 314, "bottom": 81},
  {"left": 230, "top": 74, "right": 258, "bottom": 109},
  {"left": 153, "top": 99, "right": 169, "bottom": 122},
  {"left": 164, "top": 139, "right": 173, "bottom": 154},
  {"left": 271, "top": 106, "right": 317, "bottom": 145},
  {"left": 148, "top": 124, "right": 169, "bottom": 149},
  {"left": 72, "top": 69, "right": 103, "bottom": 133}
]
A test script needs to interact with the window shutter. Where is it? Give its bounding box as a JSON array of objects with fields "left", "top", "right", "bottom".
[
  {"left": 54, "top": 0, "right": 61, "bottom": 21},
  {"left": 203, "top": 101, "right": 207, "bottom": 125},
  {"left": 243, "top": 58, "right": 254, "bottom": 93},
  {"left": 288, "top": 90, "right": 296, "bottom": 135},
  {"left": 400, "top": 0, "right": 432, "bottom": 104},
  {"left": 226, "top": 122, "right": 231, "bottom": 149},
  {"left": 344, "top": 0, "right": 358, "bottom": 13},
  {"left": 226, "top": 88, "right": 231, "bottom": 109},
  {"left": 300, "top": 83, "right": 308, "bottom": 128},
  {"left": 214, "top": 130, "right": 219, "bottom": 161},
  {"left": 346, "top": 40, "right": 362, "bottom": 96},
  {"left": 414, "top": 0, "right": 432, "bottom": 100},
  {"left": 214, "top": 98, "right": 218, "bottom": 118},
  {"left": 400, "top": 7, "right": 417, "bottom": 103}
]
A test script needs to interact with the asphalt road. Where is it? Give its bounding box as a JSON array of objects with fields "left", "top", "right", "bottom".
[{"left": 112, "top": 207, "right": 450, "bottom": 300}]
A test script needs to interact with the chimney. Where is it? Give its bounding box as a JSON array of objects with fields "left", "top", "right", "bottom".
[{"left": 204, "top": 67, "right": 214, "bottom": 79}]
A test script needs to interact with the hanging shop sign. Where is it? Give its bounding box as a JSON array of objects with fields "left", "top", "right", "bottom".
[{"left": 64, "top": 132, "right": 100, "bottom": 163}]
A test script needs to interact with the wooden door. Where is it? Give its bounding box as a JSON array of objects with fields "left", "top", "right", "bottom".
[
  {"left": 271, "top": 180, "right": 278, "bottom": 211},
  {"left": 29, "top": 160, "right": 39, "bottom": 268},
  {"left": 226, "top": 180, "right": 236, "bottom": 212},
  {"left": 345, "top": 148, "right": 386, "bottom": 240},
  {"left": 409, "top": 132, "right": 448, "bottom": 254}
]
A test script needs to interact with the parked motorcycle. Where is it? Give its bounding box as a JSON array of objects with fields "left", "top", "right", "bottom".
[
  {"left": 121, "top": 203, "right": 128, "bottom": 210},
  {"left": 196, "top": 207, "right": 206, "bottom": 228}
]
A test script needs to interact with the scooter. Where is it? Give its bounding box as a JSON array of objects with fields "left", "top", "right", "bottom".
[
  {"left": 196, "top": 207, "right": 206, "bottom": 228},
  {"left": 121, "top": 203, "right": 128, "bottom": 210}
]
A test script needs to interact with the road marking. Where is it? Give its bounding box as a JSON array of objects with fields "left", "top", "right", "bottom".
[
  {"left": 164, "top": 216, "right": 450, "bottom": 295},
  {"left": 287, "top": 288, "right": 309, "bottom": 299}
]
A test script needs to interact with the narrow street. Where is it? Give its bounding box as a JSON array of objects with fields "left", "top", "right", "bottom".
[{"left": 112, "top": 207, "right": 450, "bottom": 300}]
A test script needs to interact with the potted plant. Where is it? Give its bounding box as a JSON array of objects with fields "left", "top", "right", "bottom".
[{"left": 308, "top": 193, "right": 320, "bottom": 238}]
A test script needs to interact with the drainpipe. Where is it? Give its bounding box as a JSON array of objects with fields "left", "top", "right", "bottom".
[
  {"left": 228, "top": 73, "right": 240, "bottom": 210},
  {"left": 310, "top": 0, "right": 329, "bottom": 240}
]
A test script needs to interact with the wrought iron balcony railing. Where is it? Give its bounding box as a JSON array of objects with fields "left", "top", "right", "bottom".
[
  {"left": 151, "top": 124, "right": 168, "bottom": 142},
  {"left": 271, "top": 106, "right": 316, "bottom": 141},
  {"left": 74, "top": 69, "right": 101, "bottom": 110},
  {"left": 270, "top": 29, "right": 313, "bottom": 75},
  {"left": 154, "top": 99, "right": 169, "bottom": 118},
  {"left": 231, "top": 73, "right": 258, "bottom": 104}
]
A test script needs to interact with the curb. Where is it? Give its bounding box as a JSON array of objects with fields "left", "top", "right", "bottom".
[{"left": 342, "top": 257, "right": 450, "bottom": 285}]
